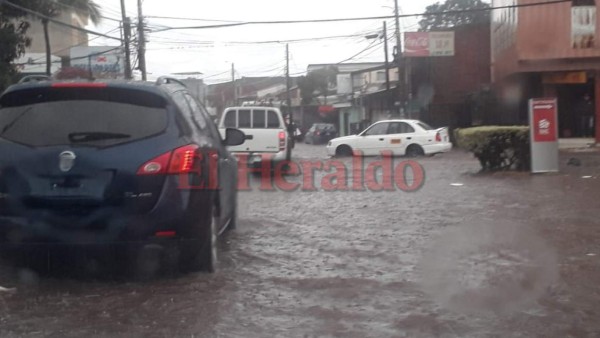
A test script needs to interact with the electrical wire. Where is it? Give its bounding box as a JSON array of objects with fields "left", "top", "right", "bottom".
[
  {"left": 337, "top": 39, "right": 382, "bottom": 64},
  {"left": 145, "top": 32, "right": 383, "bottom": 51},
  {"left": 145, "top": 15, "right": 243, "bottom": 23},
  {"left": 148, "top": 0, "right": 571, "bottom": 32},
  {"left": 202, "top": 69, "right": 232, "bottom": 80},
  {"left": 14, "top": 27, "right": 123, "bottom": 66}
]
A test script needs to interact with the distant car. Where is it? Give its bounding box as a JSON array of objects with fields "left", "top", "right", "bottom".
[
  {"left": 304, "top": 123, "right": 338, "bottom": 145},
  {"left": 326, "top": 119, "right": 452, "bottom": 157},
  {"left": 0, "top": 76, "right": 246, "bottom": 274},
  {"left": 218, "top": 106, "right": 292, "bottom": 168}
]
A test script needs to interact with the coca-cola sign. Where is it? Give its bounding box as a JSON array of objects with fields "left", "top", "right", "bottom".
[
  {"left": 404, "top": 32, "right": 430, "bottom": 57},
  {"left": 404, "top": 31, "right": 455, "bottom": 57}
]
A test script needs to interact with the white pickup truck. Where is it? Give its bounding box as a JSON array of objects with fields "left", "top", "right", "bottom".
[{"left": 218, "top": 106, "right": 292, "bottom": 168}]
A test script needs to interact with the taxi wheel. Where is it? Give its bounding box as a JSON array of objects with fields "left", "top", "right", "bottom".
[
  {"left": 406, "top": 144, "right": 425, "bottom": 157},
  {"left": 335, "top": 145, "right": 353, "bottom": 157}
]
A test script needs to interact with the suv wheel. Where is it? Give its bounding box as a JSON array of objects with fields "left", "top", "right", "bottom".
[
  {"left": 179, "top": 208, "right": 218, "bottom": 273},
  {"left": 226, "top": 197, "right": 238, "bottom": 231}
]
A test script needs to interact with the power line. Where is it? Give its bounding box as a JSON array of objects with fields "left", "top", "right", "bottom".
[
  {"left": 2, "top": 0, "right": 123, "bottom": 42},
  {"left": 15, "top": 27, "right": 122, "bottom": 66},
  {"left": 98, "top": 1, "right": 137, "bottom": 19},
  {"left": 145, "top": 15, "right": 243, "bottom": 23},
  {"left": 337, "top": 40, "right": 382, "bottom": 64},
  {"left": 149, "top": 0, "right": 571, "bottom": 32},
  {"left": 202, "top": 70, "right": 232, "bottom": 80},
  {"left": 146, "top": 32, "right": 378, "bottom": 48}
]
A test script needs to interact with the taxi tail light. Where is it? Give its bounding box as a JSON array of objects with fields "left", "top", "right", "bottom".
[
  {"left": 435, "top": 132, "right": 442, "bottom": 142},
  {"left": 137, "top": 144, "right": 200, "bottom": 175}
]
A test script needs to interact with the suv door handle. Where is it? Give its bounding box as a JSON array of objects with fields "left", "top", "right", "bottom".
[
  {"left": 406, "top": 137, "right": 412, "bottom": 140},
  {"left": 379, "top": 138, "right": 384, "bottom": 141}
]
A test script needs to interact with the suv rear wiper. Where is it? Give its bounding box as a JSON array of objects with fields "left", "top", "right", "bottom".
[
  {"left": 1, "top": 107, "right": 33, "bottom": 135},
  {"left": 68, "top": 132, "right": 131, "bottom": 143}
]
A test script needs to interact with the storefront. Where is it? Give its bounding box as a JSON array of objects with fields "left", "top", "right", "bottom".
[
  {"left": 333, "top": 103, "right": 364, "bottom": 136},
  {"left": 542, "top": 71, "right": 597, "bottom": 139}
]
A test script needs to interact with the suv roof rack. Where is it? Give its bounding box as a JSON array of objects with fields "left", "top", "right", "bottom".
[
  {"left": 155, "top": 76, "right": 187, "bottom": 88},
  {"left": 18, "top": 75, "right": 52, "bottom": 84}
]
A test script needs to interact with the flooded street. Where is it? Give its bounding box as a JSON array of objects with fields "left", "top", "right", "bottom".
[{"left": 1, "top": 144, "right": 600, "bottom": 337}]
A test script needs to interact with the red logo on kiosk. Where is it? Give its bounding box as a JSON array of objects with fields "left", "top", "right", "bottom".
[{"left": 532, "top": 100, "right": 557, "bottom": 142}]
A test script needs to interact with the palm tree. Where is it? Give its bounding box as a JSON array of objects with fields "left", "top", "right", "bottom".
[{"left": 36, "top": 0, "right": 102, "bottom": 75}]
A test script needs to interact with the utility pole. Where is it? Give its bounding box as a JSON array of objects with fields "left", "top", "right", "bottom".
[
  {"left": 286, "top": 44, "right": 292, "bottom": 119},
  {"left": 119, "top": 0, "right": 132, "bottom": 80},
  {"left": 383, "top": 21, "right": 391, "bottom": 99},
  {"left": 394, "top": 0, "right": 405, "bottom": 118},
  {"left": 231, "top": 63, "right": 237, "bottom": 105},
  {"left": 137, "top": 0, "right": 147, "bottom": 81}
]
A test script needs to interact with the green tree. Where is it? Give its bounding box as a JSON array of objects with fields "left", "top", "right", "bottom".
[
  {"left": 0, "top": 1, "right": 32, "bottom": 91},
  {"left": 418, "top": 0, "right": 490, "bottom": 32},
  {"left": 33, "top": 0, "right": 102, "bottom": 75},
  {"left": 298, "top": 66, "right": 338, "bottom": 105}
]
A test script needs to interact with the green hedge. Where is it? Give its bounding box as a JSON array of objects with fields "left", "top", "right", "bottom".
[{"left": 454, "top": 126, "right": 530, "bottom": 171}]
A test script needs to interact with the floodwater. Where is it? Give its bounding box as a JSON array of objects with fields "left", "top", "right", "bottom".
[{"left": 1, "top": 144, "right": 600, "bottom": 337}]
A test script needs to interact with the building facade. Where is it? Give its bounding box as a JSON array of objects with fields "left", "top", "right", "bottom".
[
  {"left": 409, "top": 23, "right": 492, "bottom": 129},
  {"left": 491, "top": 0, "right": 600, "bottom": 141}
]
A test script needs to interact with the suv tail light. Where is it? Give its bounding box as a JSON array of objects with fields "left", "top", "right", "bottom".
[
  {"left": 137, "top": 144, "right": 200, "bottom": 175},
  {"left": 279, "top": 131, "right": 286, "bottom": 151},
  {"left": 435, "top": 132, "right": 442, "bottom": 142}
]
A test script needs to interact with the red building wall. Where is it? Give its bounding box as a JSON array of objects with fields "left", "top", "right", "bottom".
[
  {"left": 492, "top": 0, "right": 600, "bottom": 141},
  {"left": 410, "top": 23, "right": 492, "bottom": 127}
]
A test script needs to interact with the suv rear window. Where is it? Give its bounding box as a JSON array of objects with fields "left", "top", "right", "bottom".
[{"left": 0, "top": 87, "right": 168, "bottom": 147}]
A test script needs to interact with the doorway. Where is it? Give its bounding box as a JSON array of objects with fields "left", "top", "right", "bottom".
[{"left": 556, "top": 83, "right": 595, "bottom": 138}]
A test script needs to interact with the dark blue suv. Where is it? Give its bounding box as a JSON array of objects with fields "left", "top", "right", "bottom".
[{"left": 0, "top": 77, "right": 245, "bottom": 274}]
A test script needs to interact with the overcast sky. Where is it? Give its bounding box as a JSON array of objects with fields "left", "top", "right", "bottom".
[{"left": 90, "top": 0, "right": 441, "bottom": 83}]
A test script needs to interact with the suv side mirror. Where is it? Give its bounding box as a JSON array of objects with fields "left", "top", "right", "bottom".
[{"left": 223, "top": 128, "right": 246, "bottom": 146}]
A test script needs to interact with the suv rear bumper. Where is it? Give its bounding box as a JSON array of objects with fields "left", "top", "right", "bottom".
[{"left": 0, "top": 177, "right": 213, "bottom": 247}]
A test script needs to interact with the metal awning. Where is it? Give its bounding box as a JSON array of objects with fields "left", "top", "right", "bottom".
[{"left": 332, "top": 102, "right": 352, "bottom": 108}]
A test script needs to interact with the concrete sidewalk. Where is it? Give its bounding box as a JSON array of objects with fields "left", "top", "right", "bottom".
[{"left": 559, "top": 138, "right": 596, "bottom": 149}]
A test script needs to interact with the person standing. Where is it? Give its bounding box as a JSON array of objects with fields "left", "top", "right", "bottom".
[{"left": 577, "top": 94, "right": 595, "bottom": 137}]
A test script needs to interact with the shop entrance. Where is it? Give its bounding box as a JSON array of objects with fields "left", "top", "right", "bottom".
[{"left": 556, "top": 83, "right": 595, "bottom": 138}]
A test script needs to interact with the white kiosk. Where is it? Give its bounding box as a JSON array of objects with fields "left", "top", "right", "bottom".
[{"left": 529, "top": 98, "right": 559, "bottom": 173}]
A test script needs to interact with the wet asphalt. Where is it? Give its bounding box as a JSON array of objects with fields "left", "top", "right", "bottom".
[{"left": 1, "top": 143, "right": 600, "bottom": 337}]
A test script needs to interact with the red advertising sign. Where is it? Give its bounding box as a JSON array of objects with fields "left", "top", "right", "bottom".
[
  {"left": 404, "top": 31, "right": 455, "bottom": 57},
  {"left": 531, "top": 99, "right": 558, "bottom": 142},
  {"left": 404, "top": 32, "right": 430, "bottom": 57}
]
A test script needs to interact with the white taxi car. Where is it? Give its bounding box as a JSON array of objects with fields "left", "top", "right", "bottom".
[{"left": 326, "top": 119, "right": 452, "bottom": 157}]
